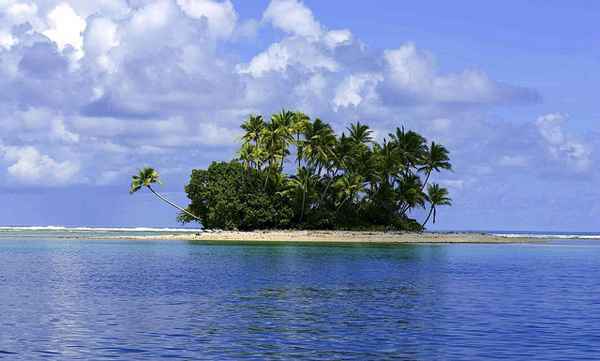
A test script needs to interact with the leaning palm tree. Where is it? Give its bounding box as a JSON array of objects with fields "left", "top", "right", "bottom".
[
  {"left": 422, "top": 183, "right": 452, "bottom": 227},
  {"left": 129, "top": 167, "right": 201, "bottom": 222}
]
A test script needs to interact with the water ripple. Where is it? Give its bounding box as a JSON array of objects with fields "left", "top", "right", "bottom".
[{"left": 1, "top": 240, "right": 600, "bottom": 359}]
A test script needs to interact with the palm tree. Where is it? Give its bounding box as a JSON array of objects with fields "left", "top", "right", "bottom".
[
  {"left": 419, "top": 142, "right": 451, "bottom": 190},
  {"left": 398, "top": 174, "right": 426, "bottom": 216},
  {"left": 261, "top": 110, "right": 294, "bottom": 174},
  {"left": 348, "top": 121, "right": 373, "bottom": 146},
  {"left": 422, "top": 183, "right": 452, "bottom": 227},
  {"left": 237, "top": 143, "right": 255, "bottom": 171},
  {"left": 271, "top": 109, "right": 295, "bottom": 171},
  {"left": 240, "top": 114, "right": 266, "bottom": 171},
  {"left": 334, "top": 173, "right": 365, "bottom": 210},
  {"left": 292, "top": 111, "right": 311, "bottom": 169},
  {"left": 375, "top": 138, "right": 399, "bottom": 188},
  {"left": 280, "top": 166, "right": 319, "bottom": 223},
  {"left": 389, "top": 126, "right": 427, "bottom": 174},
  {"left": 241, "top": 114, "right": 265, "bottom": 147},
  {"left": 303, "top": 118, "right": 336, "bottom": 176},
  {"left": 129, "top": 167, "right": 201, "bottom": 222}
]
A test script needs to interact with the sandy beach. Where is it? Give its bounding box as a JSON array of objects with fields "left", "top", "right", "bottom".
[{"left": 105, "top": 230, "right": 539, "bottom": 243}]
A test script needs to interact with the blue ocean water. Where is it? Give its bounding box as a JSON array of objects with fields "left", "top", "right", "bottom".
[{"left": 1, "top": 231, "right": 600, "bottom": 360}]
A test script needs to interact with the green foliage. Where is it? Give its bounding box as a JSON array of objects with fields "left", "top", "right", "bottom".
[
  {"left": 181, "top": 161, "right": 294, "bottom": 230},
  {"left": 129, "top": 167, "right": 161, "bottom": 194},
  {"left": 182, "top": 110, "right": 454, "bottom": 231}
]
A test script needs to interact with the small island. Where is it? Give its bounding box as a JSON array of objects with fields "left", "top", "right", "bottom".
[
  {"left": 133, "top": 110, "right": 452, "bottom": 231},
  {"left": 126, "top": 109, "right": 537, "bottom": 244}
]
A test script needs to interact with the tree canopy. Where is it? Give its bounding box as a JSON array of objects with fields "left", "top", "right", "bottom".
[{"left": 180, "top": 110, "right": 452, "bottom": 231}]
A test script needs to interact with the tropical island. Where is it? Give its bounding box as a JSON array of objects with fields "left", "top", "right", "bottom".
[
  {"left": 127, "top": 110, "right": 535, "bottom": 243},
  {"left": 132, "top": 109, "right": 452, "bottom": 231}
]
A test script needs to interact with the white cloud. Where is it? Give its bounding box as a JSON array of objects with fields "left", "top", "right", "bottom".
[
  {"left": 333, "top": 73, "right": 381, "bottom": 110},
  {"left": 176, "top": 0, "right": 238, "bottom": 39},
  {"left": 0, "top": 145, "right": 80, "bottom": 185},
  {"left": 50, "top": 118, "right": 80, "bottom": 143},
  {"left": 384, "top": 43, "right": 434, "bottom": 93},
  {"left": 383, "top": 43, "right": 537, "bottom": 105},
  {"left": 323, "top": 29, "right": 352, "bottom": 48},
  {"left": 536, "top": 113, "right": 566, "bottom": 145},
  {"left": 83, "top": 16, "right": 119, "bottom": 71},
  {"left": 0, "top": 107, "right": 79, "bottom": 144},
  {"left": 238, "top": 37, "right": 339, "bottom": 76},
  {"left": 0, "top": 1, "right": 40, "bottom": 49},
  {"left": 43, "top": 3, "right": 86, "bottom": 59},
  {"left": 0, "top": 31, "right": 17, "bottom": 49},
  {"left": 0, "top": 0, "right": 546, "bottom": 190},
  {"left": 536, "top": 113, "right": 591, "bottom": 172},
  {"left": 263, "top": 0, "right": 322, "bottom": 39},
  {"left": 129, "top": 0, "right": 173, "bottom": 33},
  {"left": 6, "top": 2, "right": 38, "bottom": 18}
]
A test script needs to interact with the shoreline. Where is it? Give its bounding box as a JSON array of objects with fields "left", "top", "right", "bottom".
[{"left": 91, "top": 230, "right": 542, "bottom": 244}]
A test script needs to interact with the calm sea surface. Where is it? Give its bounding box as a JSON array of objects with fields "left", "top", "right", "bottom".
[{"left": 1, "top": 230, "right": 600, "bottom": 360}]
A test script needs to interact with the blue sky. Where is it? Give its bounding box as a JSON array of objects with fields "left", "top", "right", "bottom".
[{"left": 0, "top": 0, "right": 598, "bottom": 231}]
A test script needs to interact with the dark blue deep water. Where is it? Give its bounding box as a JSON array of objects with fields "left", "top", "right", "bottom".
[{"left": 1, "top": 238, "right": 600, "bottom": 360}]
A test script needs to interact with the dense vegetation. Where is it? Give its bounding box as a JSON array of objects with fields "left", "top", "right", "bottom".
[{"left": 177, "top": 110, "right": 452, "bottom": 231}]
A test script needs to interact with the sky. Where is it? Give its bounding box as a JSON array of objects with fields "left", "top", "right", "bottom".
[{"left": 0, "top": 0, "right": 599, "bottom": 231}]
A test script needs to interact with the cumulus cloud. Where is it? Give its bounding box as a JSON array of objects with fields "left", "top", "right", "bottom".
[
  {"left": 536, "top": 113, "right": 591, "bottom": 172},
  {"left": 0, "top": 145, "right": 80, "bottom": 186},
  {"left": 42, "top": 2, "right": 86, "bottom": 59},
  {"left": 263, "top": 0, "right": 322, "bottom": 39},
  {"left": 381, "top": 43, "right": 540, "bottom": 106},
  {"left": 245, "top": 0, "right": 356, "bottom": 78},
  {"left": 0, "top": 0, "right": 565, "bottom": 192},
  {"left": 176, "top": 0, "right": 238, "bottom": 39},
  {"left": 238, "top": 36, "right": 340, "bottom": 76},
  {"left": 0, "top": 1, "right": 40, "bottom": 49},
  {"left": 83, "top": 16, "right": 119, "bottom": 71},
  {"left": 333, "top": 73, "right": 382, "bottom": 110}
]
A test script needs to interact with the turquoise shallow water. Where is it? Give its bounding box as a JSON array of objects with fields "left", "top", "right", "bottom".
[{"left": 1, "top": 234, "right": 600, "bottom": 360}]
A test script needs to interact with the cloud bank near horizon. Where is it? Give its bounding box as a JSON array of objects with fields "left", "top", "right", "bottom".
[{"left": 0, "top": 0, "right": 596, "bottom": 229}]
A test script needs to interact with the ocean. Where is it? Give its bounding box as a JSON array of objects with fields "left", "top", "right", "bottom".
[{"left": 1, "top": 227, "right": 599, "bottom": 360}]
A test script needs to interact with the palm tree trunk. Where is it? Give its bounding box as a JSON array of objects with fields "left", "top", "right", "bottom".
[
  {"left": 399, "top": 201, "right": 409, "bottom": 217},
  {"left": 299, "top": 183, "right": 306, "bottom": 223},
  {"left": 279, "top": 143, "right": 286, "bottom": 171},
  {"left": 263, "top": 170, "right": 270, "bottom": 190},
  {"left": 319, "top": 168, "right": 338, "bottom": 203},
  {"left": 421, "top": 170, "right": 431, "bottom": 191},
  {"left": 336, "top": 196, "right": 349, "bottom": 211},
  {"left": 421, "top": 205, "right": 434, "bottom": 228},
  {"left": 296, "top": 133, "right": 302, "bottom": 169},
  {"left": 147, "top": 185, "right": 201, "bottom": 222}
]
